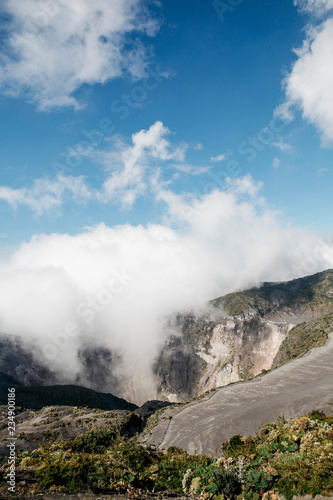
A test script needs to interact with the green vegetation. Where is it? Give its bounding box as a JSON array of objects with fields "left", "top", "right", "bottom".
[
  {"left": 213, "top": 269, "right": 333, "bottom": 318},
  {"left": 71, "top": 426, "right": 118, "bottom": 453},
  {"left": 217, "top": 292, "right": 250, "bottom": 317},
  {"left": 218, "top": 410, "right": 333, "bottom": 499},
  {"left": 2, "top": 409, "right": 332, "bottom": 498},
  {"left": 273, "top": 312, "right": 333, "bottom": 366}
]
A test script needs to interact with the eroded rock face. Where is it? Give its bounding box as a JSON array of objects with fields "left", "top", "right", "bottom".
[
  {"left": 0, "top": 333, "right": 56, "bottom": 387},
  {"left": 154, "top": 314, "right": 291, "bottom": 402},
  {"left": 153, "top": 333, "right": 206, "bottom": 402},
  {"left": 197, "top": 318, "right": 289, "bottom": 394},
  {"left": 76, "top": 345, "right": 120, "bottom": 393},
  {"left": 153, "top": 267, "right": 333, "bottom": 403}
]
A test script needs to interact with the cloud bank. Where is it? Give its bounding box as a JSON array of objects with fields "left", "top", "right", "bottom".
[
  {"left": 0, "top": 122, "right": 332, "bottom": 403},
  {"left": 0, "top": 0, "right": 160, "bottom": 110},
  {"left": 0, "top": 176, "right": 332, "bottom": 403}
]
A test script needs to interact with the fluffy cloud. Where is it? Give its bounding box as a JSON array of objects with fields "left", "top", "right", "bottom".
[
  {"left": 0, "top": 122, "right": 189, "bottom": 213},
  {"left": 0, "top": 0, "right": 160, "bottom": 110},
  {"left": 1, "top": 176, "right": 332, "bottom": 403},
  {"left": 98, "top": 122, "right": 188, "bottom": 207},
  {"left": 278, "top": 3, "right": 333, "bottom": 144}
]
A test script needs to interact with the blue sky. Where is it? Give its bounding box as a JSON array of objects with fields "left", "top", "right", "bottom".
[{"left": 0, "top": 0, "right": 332, "bottom": 254}]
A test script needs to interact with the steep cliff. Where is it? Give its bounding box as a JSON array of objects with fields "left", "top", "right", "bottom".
[
  {"left": 154, "top": 313, "right": 292, "bottom": 402},
  {"left": 154, "top": 269, "right": 333, "bottom": 402}
]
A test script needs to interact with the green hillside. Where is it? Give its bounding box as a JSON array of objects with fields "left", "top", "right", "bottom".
[
  {"left": 212, "top": 269, "right": 333, "bottom": 319},
  {"left": 273, "top": 311, "right": 333, "bottom": 367}
]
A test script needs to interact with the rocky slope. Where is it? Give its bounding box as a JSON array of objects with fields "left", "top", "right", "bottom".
[
  {"left": 154, "top": 269, "right": 333, "bottom": 402},
  {"left": 143, "top": 332, "right": 333, "bottom": 456},
  {"left": 154, "top": 314, "right": 292, "bottom": 402},
  {"left": 1, "top": 400, "right": 332, "bottom": 499},
  {"left": 0, "top": 334, "right": 120, "bottom": 393},
  {"left": 0, "top": 334, "right": 56, "bottom": 387}
]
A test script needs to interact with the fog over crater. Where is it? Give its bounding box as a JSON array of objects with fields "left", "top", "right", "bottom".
[{"left": 0, "top": 178, "right": 332, "bottom": 404}]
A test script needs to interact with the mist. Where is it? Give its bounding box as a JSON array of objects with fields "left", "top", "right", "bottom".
[{"left": 1, "top": 177, "right": 332, "bottom": 404}]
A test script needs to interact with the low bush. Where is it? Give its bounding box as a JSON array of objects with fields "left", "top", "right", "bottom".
[{"left": 71, "top": 427, "right": 118, "bottom": 453}]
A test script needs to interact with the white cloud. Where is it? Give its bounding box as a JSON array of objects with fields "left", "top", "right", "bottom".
[
  {"left": 294, "top": 0, "right": 333, "bottom": 15},
  {"left": 0, "top": 122, "right": 190, "bottom": 214},
  {"left": 273, "top": 158, "right": 281, "bottom": 169},
  {"left": 0, "top": 0, "right": 160, "bottom": 110},
  {"left": 278, "top": 10, "right": 333, "bottom": 145},
  {"left": 154, "top": 174, "right": 266, "bottom": 227},
  {"left": 0, "top": 175, "right": 91, "bottom": 215},
  {"left": 210, "top": 154, "right": 228, "bottom": 162},
  {"left": 271, "top": 139, "right": 294, "bottom": 154},
  {"left": 1, "top": 177, "right": 332, "bottom": 403},
  {"left": 96, "top": 121, "right": 188, "bottom": 208}
]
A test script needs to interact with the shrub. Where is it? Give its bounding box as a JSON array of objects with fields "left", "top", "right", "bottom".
[
  {"left": 36, "top": 452, "right": 100, "bottom": 492},
  {"left": 71, "top": 427, "right": 117, "bottom": 453}
]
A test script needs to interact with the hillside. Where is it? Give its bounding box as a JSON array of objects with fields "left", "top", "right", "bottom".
[
  {"left": 0, "top": 383, "right": 137, "bottom": 412},
  {"left": 0, "top": 405, "right": 332, "bottom": 499},
  {"left": 155, "top": 269, "right": 333, "bottom": 402},
  {"left": 0, "top": 270, "right": 332, "bottom": 498},
  {"left": 143, "top": 332, "right": 333, "bottom": 456},
  {"left": 0, "top": 332, "right": 332, "bottom": 498},
  {"left": 213, "top": 269, "right": 333, "bottom": 318}
]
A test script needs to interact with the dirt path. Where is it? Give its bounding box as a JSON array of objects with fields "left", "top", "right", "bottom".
[{"left": 144, "top": 332, "right": 333, "bottom": 456}]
